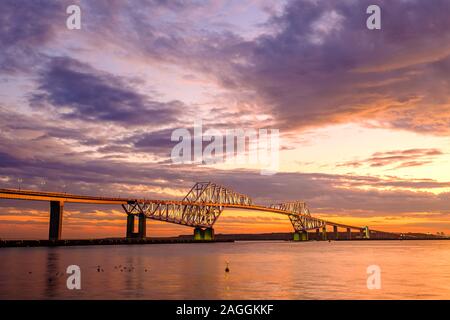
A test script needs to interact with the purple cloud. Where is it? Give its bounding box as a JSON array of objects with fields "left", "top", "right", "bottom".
[
  {"left": 0, "top": 0, "right": 65, "bottom": 73},
  {"left": 30, "top": 57, "right": 185, "bottom": 125}
]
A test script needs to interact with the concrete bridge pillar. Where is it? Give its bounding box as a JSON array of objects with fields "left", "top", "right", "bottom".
[
  {"left": 194, "top": 227, "right": 214, "bottom": 241},
  {"left": 194, "top": 227, "right": 203, "bottom": 240},
  {"left": 363, "top": 226, "right": 370, "bottom": 239},
  {"left": 204, "top": 228, "right": 214, "bottom": 240},
  {"left": 126, "top": 214, "right": 147, "bottom": 239},
  {"left": 293, "top": 231, "right": 308, "bottom": 241},
  {"left": 49, "top": 201, "right": 64, "bottom": 241},
  {"left": 322, "top": 226, "right": 327, "bottom": 240},
  {"left": 333, "top": 225, "right": 338, "bottom": 240},
  {"left": 126, "top": 214, "right": 135, "bottom": 239},
  {"left": 347, "top": 227, "right": 351, "bottom": 240},
  {"left": 138, "top": 213, "right": 146, "bottom": 239},
  {"left": 316, "top": 228, "right": 320, "bottom": 240}
]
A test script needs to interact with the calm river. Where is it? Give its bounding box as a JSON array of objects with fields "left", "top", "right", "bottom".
[{"left": 1, "top": 240, "right": 450, "bottom": 299}]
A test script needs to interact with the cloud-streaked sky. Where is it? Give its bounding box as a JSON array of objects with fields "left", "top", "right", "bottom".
[{"left": 1, "top": 0, "right": 450, "bottom": 239}]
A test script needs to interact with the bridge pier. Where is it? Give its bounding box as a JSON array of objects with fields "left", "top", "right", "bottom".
[
  {"left": 138, "top": 213, "right": 146, "bottom": 238},
  {"left": 333, "top": 225, "right": 338, "bottom": 240},
  {"left": 316, "top": 228, "right": 320, "bottom": 240},
  {"left": 362, "top": 226, "right": 370, "bottom": 239},
  {"left": 194, "top": 227, "right": 203, "bottom": 240},
  {"left": 126, "top": 214, "right": 147, "bottom": 239},
  {"left": 322, "top": 226, "right": 327, "bottom": 240},
  {"left": 126, "top": 214, "right": 135, "bottom": 238},
  {"left": 293, "top": 231, "right": 308, "bottom": 241},
  {"left": 49, "top": 201, "right": 64, "bottom": 241},
  {"left": 193, "top": 227, "right": 214, "bottom": 241},
  {"left": 204, "top": 228, "right": 214, "bottom": 240},
  {"left": 347, "top": 227, "right": 351, "bottom": 240}
]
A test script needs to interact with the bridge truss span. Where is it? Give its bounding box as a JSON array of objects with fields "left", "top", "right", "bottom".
[
  {"left": 122, "top": 201, "right": 223, "bottom": 228},
  {"left": 122, "top": 182, "right": 360, "bottom": 236},
  {"left": 122, "top": 182, "right": 253, "bottom": 228},
  {"left": 269, "top": 201, "right": 326, "bottom": 231},
  {"left": 183, "top": 182, "right": 252, "bottom": 206}
]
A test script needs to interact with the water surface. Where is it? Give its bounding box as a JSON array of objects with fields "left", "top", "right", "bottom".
[{"left": 1, "top": 240, "right": 450, "bottom": 299}]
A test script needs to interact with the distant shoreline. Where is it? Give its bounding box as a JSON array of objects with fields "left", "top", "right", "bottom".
[
  {"left": 1, "top": 232, "right": 449, "bottom": 248},
  {"left": 0, "top": 238, "right": 234, "bottom": 248}
]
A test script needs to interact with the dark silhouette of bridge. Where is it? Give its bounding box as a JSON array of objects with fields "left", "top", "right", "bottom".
[{"left": 0, "top": 182, "right": 373, "bottom": 241}]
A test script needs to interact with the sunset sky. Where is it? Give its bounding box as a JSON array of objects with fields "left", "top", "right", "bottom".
[{"left": 1, "top": 0, "right": 450, "bottom": 239}]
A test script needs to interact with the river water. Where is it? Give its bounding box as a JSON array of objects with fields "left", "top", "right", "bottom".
[{"left": 1, "top": 240, "right": 450, "bottom": 299}]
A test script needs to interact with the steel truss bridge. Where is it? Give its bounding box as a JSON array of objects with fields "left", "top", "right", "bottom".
[{"left": 0, "top": 182, "right": 373, "bottom": 241}]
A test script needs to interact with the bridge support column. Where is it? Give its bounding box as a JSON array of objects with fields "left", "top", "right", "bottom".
[
  {"left": 126, "top": 214, "right": 135, "bottom": 239},
  {"left": 322, "top": 226, "right": 327, "bottom": 240},
  {"left": 347, "top": 228, "right": 351, "bottom": 240},
  {"left": 126, "top": 214, "right": 147, "bottom": 239},
  {"left": 204, "top": 228, "right": 214, "bottom": 241},
  {"left": 316, "top": 228, "right": 320, "bottom": 240},
  {"left": 193, "top": 227, "right": 215, "bottom": 241},
  {"left": 333, "top": 225, "right": 338, "bottom": 240},
  {"left": 363, "top": 226, "right": 370, "bottom": 239},
  {"left": 194, "top": 227, "right": 203, "bottom": 241},
  {"left": 49, "top": 201, "right": 64, "bottom": 241},
  {"left": 293, "top": 231, "right": 308, "bottom": 241},
  {"left": 138, "top": 213, "right": 146, "bottom": 239}
]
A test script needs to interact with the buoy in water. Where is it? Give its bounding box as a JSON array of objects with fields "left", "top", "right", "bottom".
[{"left": 225, "top": 261, "right": 230, "bottom": 273}]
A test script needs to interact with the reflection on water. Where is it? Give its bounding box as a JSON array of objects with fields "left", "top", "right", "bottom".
[
  {"left": 45, "top": 251, "right": 60, "bottom": 298},
  {"left": 1, "top": 240, "right": 450, "bottom": 299}
]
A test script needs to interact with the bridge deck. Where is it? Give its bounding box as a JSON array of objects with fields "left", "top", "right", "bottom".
[{"left": 0, "top": 188, "right": 129, "bottom": 204}]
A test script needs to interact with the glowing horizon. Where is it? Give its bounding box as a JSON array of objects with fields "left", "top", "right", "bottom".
[{"left": 1, "top": 0, "right": 450, "bottom": 239}]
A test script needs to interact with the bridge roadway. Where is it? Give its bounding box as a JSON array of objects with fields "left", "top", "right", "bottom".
[{"left": 0, "top": 186, "right": 373, "bottom": 241}]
